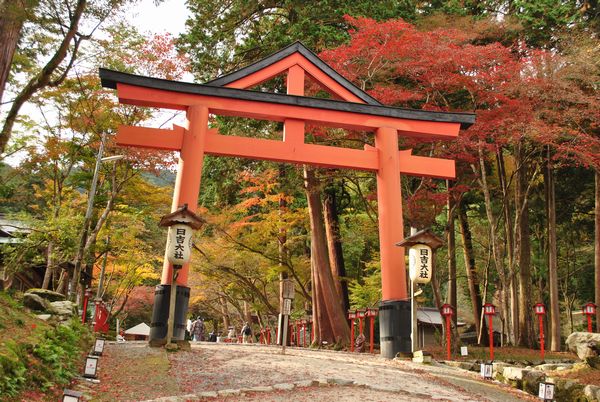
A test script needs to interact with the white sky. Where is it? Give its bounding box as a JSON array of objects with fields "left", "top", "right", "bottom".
[
  {"left": 128, "top": 0, "right": 190, "bottom": 37},
  {"left": 2, "top": 1, "right": 192, "bottom": 165}
]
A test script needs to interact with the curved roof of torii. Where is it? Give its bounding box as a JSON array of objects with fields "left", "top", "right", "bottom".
[
  {"left": 100, "top": 69, "right": 474, "bottom": 129},
  {"left": 204, "top": 41, "right": 382, "bottom": 105},
  {"left": 99, "top": 41, "right": 475, "bottom": 129}
]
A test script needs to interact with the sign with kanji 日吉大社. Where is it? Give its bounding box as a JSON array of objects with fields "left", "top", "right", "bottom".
[
  {"left": 166, "top": 223, "right": 193, "bottom": 266},
  {"left": 409, "top": 244, "right": 432, "bottom": 284}
]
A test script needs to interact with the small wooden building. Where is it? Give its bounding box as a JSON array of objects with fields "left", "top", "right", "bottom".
[{"left": 416, "top": 307, "right": 466, "bottom": 348}]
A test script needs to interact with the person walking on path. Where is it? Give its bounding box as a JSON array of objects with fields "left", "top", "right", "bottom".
[
  {"left": 191, "top": 317, "right": 205, "bottom": 342},
  {"left": 241, "top": 322, "right": 253, "bottom": 343}
]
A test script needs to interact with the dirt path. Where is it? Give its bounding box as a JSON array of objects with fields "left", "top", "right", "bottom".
[{"left": 75, "top": 341, "right": 535, "bottom": 401}]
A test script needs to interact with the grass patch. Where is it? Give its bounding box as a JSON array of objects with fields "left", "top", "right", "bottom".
[
  {"left": 427, "top": 345, "right": 576, "bottom": 363},
  {"left": 0, "top": 292, "right": 93, "bottom": 399}
]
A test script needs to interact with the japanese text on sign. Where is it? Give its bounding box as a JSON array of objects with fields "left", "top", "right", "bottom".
[
  {"left": 167, "top": 223, "right": 193, "bottom": 265},
  {"left": 409, "top": 244, "right": 432, "bottom": 284}
]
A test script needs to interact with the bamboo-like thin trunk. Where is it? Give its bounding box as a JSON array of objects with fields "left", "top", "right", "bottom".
[
  {"left": 595, "top": 170, "right": 600, "bottom": 331},
  {"left": 546, "top": 148, "right": 561, "bottom": 350},
  {"left": 496, "top": 149, "right": 518, "bottom": 345},
  {"left": 474, "top": 142, "right": 509, "bottom": 343},
  {"left": 41, "top": 242, "right": 54, "bottom": 289},
  {"left": 458, "top": 199, "right": 487, "bottom": 344},
  {"left": 447, "top": 181, "right": 457, "bottom": 321}
]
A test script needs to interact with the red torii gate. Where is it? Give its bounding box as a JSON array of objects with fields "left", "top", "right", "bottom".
[{"left": 100, "top": 42, "right": 474, "bottom": 357}]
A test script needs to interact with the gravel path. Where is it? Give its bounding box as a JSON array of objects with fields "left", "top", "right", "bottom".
[{"left": 78, "top": 341, "right": 535, "bottom": 401}]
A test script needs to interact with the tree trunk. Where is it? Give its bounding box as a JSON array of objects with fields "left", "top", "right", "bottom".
[
  {"left": 0, "top": 0, "right": 87, "bottom": 154},
  {"left": 0, "top": 0, "right": 30, "bottom": 104},
  {"left": 431, "top": 253, "right": 444, "bottom": 342},
  {"left": 496, "top": 148, "right": 518, "bottom": 345},
  {"left": 457, "top": 198, "right": 487, "bottom": 344},
  {"left": 473, "top": 141, "right": 510, "bottom": 343},
  {"left": 277, "top": 165, "right": 290, "bottom": 340},
  {"left": 447, "top": 181, "right": 457, "bottom": 326},
  {"left": 595, "top": 170, "right": 600, "bottom": 332},
  {"left": 323, "top": 183, "right": 350, "bottom": 312},
  {"left": 304, "top": 166, "right": 349, "bottom": 346},
  {"left": 41, "top": 241, "right": 55, "bottom": 289},
  {"left": 516, "top": 144, "right": 533, "bottom": 347},
  {"left": 546, "top": 148, "right": 561, "bottom": 350},
  {"left": 220, "top": 295, "right": 230, "bottom": 331}
]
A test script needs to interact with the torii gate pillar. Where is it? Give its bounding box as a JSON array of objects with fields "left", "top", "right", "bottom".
[
  {"left": 148, "top": 106, "right": 208, "bottom": 344},
  {"left": 375, "top": 126, "right": 412, "bottom": 357}
]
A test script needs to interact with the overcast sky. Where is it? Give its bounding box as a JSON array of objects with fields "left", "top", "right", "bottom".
[{"left": 129, "top": 0, "right": 190, "bottom": 37}]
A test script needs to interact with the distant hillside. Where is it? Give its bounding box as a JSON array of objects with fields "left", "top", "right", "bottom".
[{"left": 141, "top": 169, "right": 176, "bottom": 188}]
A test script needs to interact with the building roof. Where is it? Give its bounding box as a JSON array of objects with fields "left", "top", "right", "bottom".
[
  {"left": 418, "top": 307, "right": 466, "bottom": 327},
  {"left": 0, "top": 217, "right": 31, "bottom": 244},
  {"left": 124, "top": 322, "right": 150, "bottom": 336}
]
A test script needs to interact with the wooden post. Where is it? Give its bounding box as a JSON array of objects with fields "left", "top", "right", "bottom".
[
  {"left": 369, "top": 316, "right": 375, "bottom": 354},
  {"left": 538, "top": 314, "right": 545, "bottom": 360},
  {"left": 489, "top": 315, "right": 494, "bottom": 361},
  {"left": 446, "top": 314, "right": 451, "bottom": 360}
]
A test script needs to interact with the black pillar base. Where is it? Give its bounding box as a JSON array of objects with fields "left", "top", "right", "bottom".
[
  {"left": 148, "top": 284, "right": 190, "bottom": 344},
  {"left": 379, "top": 300, "right": 411, "bottom": 359}
]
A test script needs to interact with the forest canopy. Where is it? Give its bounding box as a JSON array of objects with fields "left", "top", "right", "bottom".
[{"left": 0, "top": 0, "right": 599, "bottom": 349}]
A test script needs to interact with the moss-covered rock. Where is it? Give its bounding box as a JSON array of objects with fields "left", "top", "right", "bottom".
[
  {"left": 25, "top": 288, "right": 66, "bottom": 302},
  {"left": 522, "top": 370, "right": 545, "bottom": 395},
  {"left": 23, "top": 293, "right": 50, "bottom": 312},
  {"left": 550, "top": 378, "right": 586, "bottom": 401}
]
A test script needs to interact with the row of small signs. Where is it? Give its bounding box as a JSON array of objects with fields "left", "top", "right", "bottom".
[
  {"left": 63, "top": 338, "right": 105, "bottom": 401},
  {"left": 481, "top": 363, "right": 555, "bottom": 401},
  {"left": 348, "top": 308, "right": 378, "bottom": 319}
]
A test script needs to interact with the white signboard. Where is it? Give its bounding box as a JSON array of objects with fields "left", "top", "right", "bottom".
[
  {"left": 93, "top": 338, "right": 105, "bottom": 355},
  {"left": 84, "top": 356, "right": 98, "bottom": 377},
  {"left": 480, "top": 363, "right": 492, "bottom": 378},
  {"left": 166, "top": 224, "right": 193, "bottom": 266},
  {"left": 282, "top": 279, "right": 295, "bottom": 299},
  {"left": 460, "top": 346, "right": 468, "bottom": 356},
  {"left": 409, "top": 244, "right": 433, "bottom": 284},
  {"left": 538, "top": 383, "right": 555, "bottom": 400},
  {"left": 282, "top": 298, "right": 292, "bottom": 315}
]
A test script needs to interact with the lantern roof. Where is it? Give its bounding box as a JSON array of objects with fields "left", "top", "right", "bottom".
[
  {"left": 159, "top": 204, "right": 205, "bottom": 230},
  {"left": 396, "top": 228, "right": 444, "bottom": 250}
]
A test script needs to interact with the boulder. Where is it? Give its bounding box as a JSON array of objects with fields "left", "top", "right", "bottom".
[
  {"left": 25, "top": 288, "right": 66, "bottom": 302},
  {"left": 551, "top": 378, "right": 585, "bottom": 401},
  {"left": 492, "top": 362, "right": 508, "bottom": 377},
  {"left": 588, "top": 356, "right": 600, "bottom": 369},
  {"left": 23, "top": 293, "right": 50, "bottom": 311},
  {"left": 565, "top": 332, "right": 600, "bottom": 360},
  {"left": 48, "top": 300, "right": 77, "bottom": 316},
  {"left": 583, "top": 384, "right": 600, "bottom": 401},
  {"left": 522, "top": 370, "right": 545, "bottom": 395},
  {"left": 502, "top": 366, "right": 529, "bottom": 381}
]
